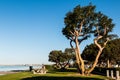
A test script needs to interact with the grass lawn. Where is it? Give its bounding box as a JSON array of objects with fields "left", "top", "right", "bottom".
[{"left": 0, "top": 71, "right": 113, "bottom": 80}]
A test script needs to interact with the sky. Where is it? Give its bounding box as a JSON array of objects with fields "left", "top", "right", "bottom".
[{"left": 0, "top": 0, "right": 120, "bottom": 65}]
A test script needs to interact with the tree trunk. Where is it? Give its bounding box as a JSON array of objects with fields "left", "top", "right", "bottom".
[
  {"left": 74, "top": 48, "right": 81, "bottom": 73},
  {"left": 87, "top": 36, "right": 105, "bottom": 74},
  {"left": 63, "top": 61, "right": 69, "bottom": 69},
  {"left": 107, "top": 59, "right": 110, "bottom": 68},
  {"left": 75, "top": 37, "right": 85, "bottom": 75},
  {"left": 87, "top": 49, "right": 103, "bottom": 74}
]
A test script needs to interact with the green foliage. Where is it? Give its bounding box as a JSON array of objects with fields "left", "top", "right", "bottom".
[
  {"left": 48, "top": 48, "right": 75, "bottom": 69},
  {"left": 48, "top": 50, "right": 63, "bottom": 63},
  {"left": 82, "top": 38, "right": 120, "bottom": 64},
  {"left": 44, "top": 65, "right": 53, "bottom": 71},
  {"left": 82, "top": 44, "right": 99, "bottom": 62},
  {"left": 64, "top": 48, "right": 76, "bottom": 61},
  {"left": 62, "top": 4, "right": 96, "bottom": 43},
  {"left": 62, "top": 4, "right": 115, "bottom": 44}
]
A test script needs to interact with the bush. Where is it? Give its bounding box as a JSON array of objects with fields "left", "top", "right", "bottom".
[
  {"left": 54, "top": 68, "right": 77, "bottom": 72},
  {"left": 44, "top": 64, "right": 53, "bottom": 71}
]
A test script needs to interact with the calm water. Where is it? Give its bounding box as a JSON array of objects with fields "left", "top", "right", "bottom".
[{"left": 0, "top": 65, "right": 41, "bottom": 72}]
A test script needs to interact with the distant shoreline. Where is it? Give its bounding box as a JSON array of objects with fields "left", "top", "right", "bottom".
[
  {"left": 0, "top": 64, "right": 41, "bottom": 66},
  {"left": 0, "top": 65, "right": 42, "bottom": 75}
]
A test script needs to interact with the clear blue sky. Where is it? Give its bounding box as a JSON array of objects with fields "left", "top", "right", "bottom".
[{"left": 0, "top": 0, "right": 120, "bottom": 64}]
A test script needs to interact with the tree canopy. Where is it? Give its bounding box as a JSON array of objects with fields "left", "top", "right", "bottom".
[{"left": 48, "top": 48, "right": 75, "bottom": 69}]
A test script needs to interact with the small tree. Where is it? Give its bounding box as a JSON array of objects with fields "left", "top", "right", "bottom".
[
  {"left": 64, "top": 48, "right": 76, "bottom": 67},
  {"left": 48, "top": 50, "right": 62, "bottom": 68},
  {"left": 62, "top": 4, "right": 115, "bottom": 75},
  {"left": 48, "top": 49, "right": 75, "bottom": 69}
]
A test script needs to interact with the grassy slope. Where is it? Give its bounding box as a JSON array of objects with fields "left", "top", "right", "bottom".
[{"left": 0, "top": 72, "right": 112, "bottom": 80}]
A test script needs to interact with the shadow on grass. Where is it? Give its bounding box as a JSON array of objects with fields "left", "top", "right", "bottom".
[{"left": 21, "top": 76, "right": 103, "bottom": 80}]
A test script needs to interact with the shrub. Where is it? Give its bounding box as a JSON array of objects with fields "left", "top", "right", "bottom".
[{"left": 44, "top": 64, "right": 53, "bottom": 71}]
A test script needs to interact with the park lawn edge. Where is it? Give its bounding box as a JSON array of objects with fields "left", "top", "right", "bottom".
[{"left": 0, "top": 72, "right": 113, "bottom": 80}]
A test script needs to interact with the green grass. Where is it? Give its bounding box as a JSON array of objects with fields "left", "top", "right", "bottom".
[{"left": 0, "top": 71, "right": 112, "bottom": 80}]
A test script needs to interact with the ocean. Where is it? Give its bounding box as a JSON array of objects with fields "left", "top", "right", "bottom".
[{"left": 0, "top": 65, "right": 41, "bottom": 72}]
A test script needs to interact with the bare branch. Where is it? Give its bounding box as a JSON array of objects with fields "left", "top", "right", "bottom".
[
  {"left": 69, "top": 36, "right": 75, "bottom": 49},
  {"left": 79, "top": 20, "right": 84, "bottom": 33},
  {"left": 69, "top": 31, "right": 75, "bottom": 36},
  {"left": 78, "top": 20, "right": 85, "bottom": 36},
  {"left": 94, "top": 35, "right": 103, "bottom": 50},
  {"left": 103, "top": 38, "right": 109, "bottom": 48},
  {"left": 104, "top": 26, "right": 107, "bottom": 35},
  {"left": 70, "top": 40, "right": 74, "bottom": 49},
  {"left": 78, "top": 35, "right": 90, "bottom": 44},
  {"left": 96, "top": 26, "right": 100, "bottom": 36},
  {"left": 75, "top": 29, "right": 79, "bottom": 37}
]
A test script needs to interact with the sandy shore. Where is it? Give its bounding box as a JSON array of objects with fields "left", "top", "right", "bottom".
[
  {"left": 0, "top": 71, "right": 18, "bottom": 75},
  {"left": 0, "top": 70, "right": 28, "bottom": 75}
]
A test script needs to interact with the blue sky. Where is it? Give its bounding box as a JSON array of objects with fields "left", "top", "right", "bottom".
[{"left": 0, "top": 0, "right": 120, "bottom": 64}]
